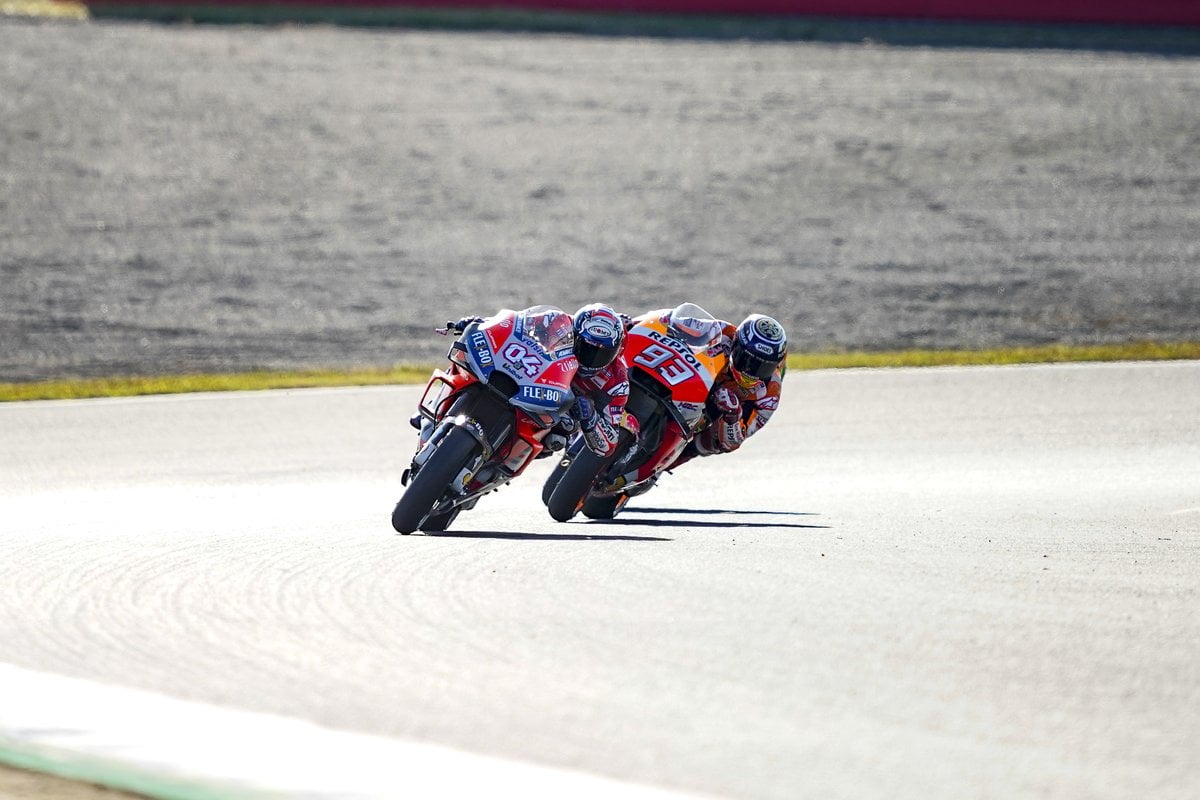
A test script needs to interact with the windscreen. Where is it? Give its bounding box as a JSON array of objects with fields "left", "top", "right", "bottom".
[
  {"left": 519, "top": 306, "right": 574, "bottom": 354},
  {"left": 666, "top": 303, "right": 723, "bottom": 348}
]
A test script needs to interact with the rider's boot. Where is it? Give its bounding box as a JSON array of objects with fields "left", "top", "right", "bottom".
[
  {"left": 536, "top": 417, "right": 576, "bottom": 458},
  {"left": 537, "top": 431, "right": 569, "bottom": 458}
]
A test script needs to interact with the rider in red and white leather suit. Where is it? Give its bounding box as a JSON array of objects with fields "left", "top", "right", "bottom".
[
  {"left": 447, "top": 304, "right": 629, "bottom": 459},
  {"left": 565, "top": 304, "right": 629, "bottom": 459}
]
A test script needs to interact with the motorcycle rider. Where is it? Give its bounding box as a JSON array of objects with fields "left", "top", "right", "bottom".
[
  {"left": 676, "top": 312, "right": 786, "bottom": 466},
  {"left": 618, "top": 307, "right": 785, "bottom": 477},
  {"left": 441, "top": 304, "right": 629, "bottom": 459}
]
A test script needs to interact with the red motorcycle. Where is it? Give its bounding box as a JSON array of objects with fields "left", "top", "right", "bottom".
[
  {"left": 543, "top": 303, "right": 728, "bottom": 522},
  {"left": 392, "top": 306, "right": 579, "bottom": 534}
]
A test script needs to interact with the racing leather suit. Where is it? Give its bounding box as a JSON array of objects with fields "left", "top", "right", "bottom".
[
  {"left": 570, "top": 360, "right": 629, "bottom": 459},
  {"left": 448, "top": 315, "right": 628, "bottom": 459},
  {"left": 673, "top": 322, "right": 783, "bottom": 466}
]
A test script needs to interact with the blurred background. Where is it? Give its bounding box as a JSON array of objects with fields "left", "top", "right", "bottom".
[{"left": 2, "top": 0, "right": 1198, "bottom": 381}]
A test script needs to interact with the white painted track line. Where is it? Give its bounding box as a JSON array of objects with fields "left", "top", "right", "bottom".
[{"left": 0, "top": 662, "right": 702, "bottom": 799}]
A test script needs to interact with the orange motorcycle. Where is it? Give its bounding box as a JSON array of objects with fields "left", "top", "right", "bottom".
[{"left": 543, "top": 303, "right": 727, "bottom": 522}]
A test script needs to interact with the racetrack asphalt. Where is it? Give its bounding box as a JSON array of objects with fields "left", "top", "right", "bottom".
[
  {"left": 3, "top": 17, "right": 1200, "bottom": 382},
  {"left": 3, "top": 14, "right": 1199, "bottom": 798},
  {"left": 2, "top": 362, "right": 1198, "bottom": 798}
]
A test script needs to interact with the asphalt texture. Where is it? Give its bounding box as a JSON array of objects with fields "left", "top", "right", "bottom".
[
  {"left": 2, "top": 17, "right": 1199, "bottom": 382},
  {"left": 2, "top": 363, "right": 1198, "bottom": 799}
]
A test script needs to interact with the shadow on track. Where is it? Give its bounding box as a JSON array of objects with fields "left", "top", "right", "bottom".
[
  {"left": 585, "top": 517, "right": 830, "bottom": 530},
  {"left": 626, "top": 506, "right": 820, "bottom": 517},
  {"left": 425, "top": 530, "right": 672, "bottom": 541}
]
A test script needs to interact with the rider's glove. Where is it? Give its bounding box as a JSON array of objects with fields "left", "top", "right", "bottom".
[
  {"left": 712, "top": 386, "right": 741, "bottom": 422},
  {"left": 438, "top": 316, "right": 483, "bottom": 335},
  {"left": 572, "top": 396, "right": 598, "bottom": 430}
]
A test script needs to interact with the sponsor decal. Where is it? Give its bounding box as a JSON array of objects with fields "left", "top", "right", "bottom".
[
  {"left": 646, "top": 330, "right": 704, "bottom": 372},
  {"left": 520, "top": 385, "right": 564, "bottom": 404},
  {"left": 633, "top": 333, "right": 714, "bottom": 388},
  {"left": 465, "top": 418, "right": 488, "bottom": 442},
  {"left": 540, "top": 358, "right": 576, "bottom": 388},
  {"left": 469, "top": 331, "right": 493, "bottom": 365},
  {"left": 582, "top": 318, "right": 619, "bottom": 343},
  {"left": 758, "top": 396, "right": 779, "bottom": 412},
  {"left": 753, "top": 341, "right": 774, "bottom": 356}
]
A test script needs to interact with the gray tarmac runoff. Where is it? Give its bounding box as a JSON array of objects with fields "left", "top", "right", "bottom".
[
  {"left": 2, "top": 362, "right": 1198, "bottom": 798},
  {"left": 2, "top": 17, "right": 1199, "bottom": 382}
]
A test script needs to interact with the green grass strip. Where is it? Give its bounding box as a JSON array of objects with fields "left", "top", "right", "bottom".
[
  {"left": 787, "top": 340, "right": 1200, "bottom": 370},
  {"left": 1, "top": 342, "right": 1197, "bottom": 402},
  {"left": 0, "top": 0, "right": 89, "bottom": 18},
  {"left": 0, "top": 366, "right": 432, "bottom": 402}
]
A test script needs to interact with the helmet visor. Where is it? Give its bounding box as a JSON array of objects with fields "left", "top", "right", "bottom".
[
  {"left": 577, "top": 342, "right": 617, "bottom": 371},
  {"left": 732, "top": 347, "right": 780, "bottom": 382}
]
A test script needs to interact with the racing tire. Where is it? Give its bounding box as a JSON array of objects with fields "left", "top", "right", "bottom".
[
  {"left": 546, "top": 445, "right": 611, "bottom": 523},
  {"left": 392, "top": 426, "right": 480, "bottom": 534},
  {"left": 581, "top": 493, "right": 628, "bottom": 520},
  {"left": 420, "top": 507, "right": 460, "bottom": 533},
  {"left": 541, "top": 439, "right": 583, "bottom": 506}
]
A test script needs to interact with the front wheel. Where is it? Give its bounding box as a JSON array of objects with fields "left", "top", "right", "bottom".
[
  {"left": 392, "top": 426, "right": 479, "bottom": 534},
  {"left": 541, "top": 439, "right": 583, "bottom": 506}
]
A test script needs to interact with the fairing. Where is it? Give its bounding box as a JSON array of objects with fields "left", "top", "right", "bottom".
[
  {"left": 411, "top": 305, "right": 581, "bottom": 520},
  {"left": 624, "top": 315, "right": 726, "bottom": 411}
]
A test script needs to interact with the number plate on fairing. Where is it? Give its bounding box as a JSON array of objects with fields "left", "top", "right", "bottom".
[{"left": 624, "top": 321, "right": 725, "bottom": 409}]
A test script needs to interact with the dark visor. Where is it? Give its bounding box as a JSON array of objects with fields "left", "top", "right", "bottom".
[
  {"left": 733, "top": 348, "right": 779, "bottom": 381},
  {"left": 577, "top": 343, "right": 616, "bottom": 370}
]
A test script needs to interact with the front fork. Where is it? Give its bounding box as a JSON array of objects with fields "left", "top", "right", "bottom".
[
  {"left": 407, "top": 415, "right": 490, "bottom": 490},
  {"left": 406, "top": 385, "right": 513, "bottom": 491}
]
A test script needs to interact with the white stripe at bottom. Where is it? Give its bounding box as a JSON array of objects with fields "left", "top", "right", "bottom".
[{"left": 0, "top": 663, "right": 702, "bottom": 799}]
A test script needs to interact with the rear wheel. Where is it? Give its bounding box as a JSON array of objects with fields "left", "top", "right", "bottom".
[
  {"left": 420, "top": 507, "right": 461, "bottom": 532},
  {"left": 581, "top": 493, "right": 629, "bottom": 520},
  {"left": 392, "top": 426, "right": 479, "bottom": 534}
]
